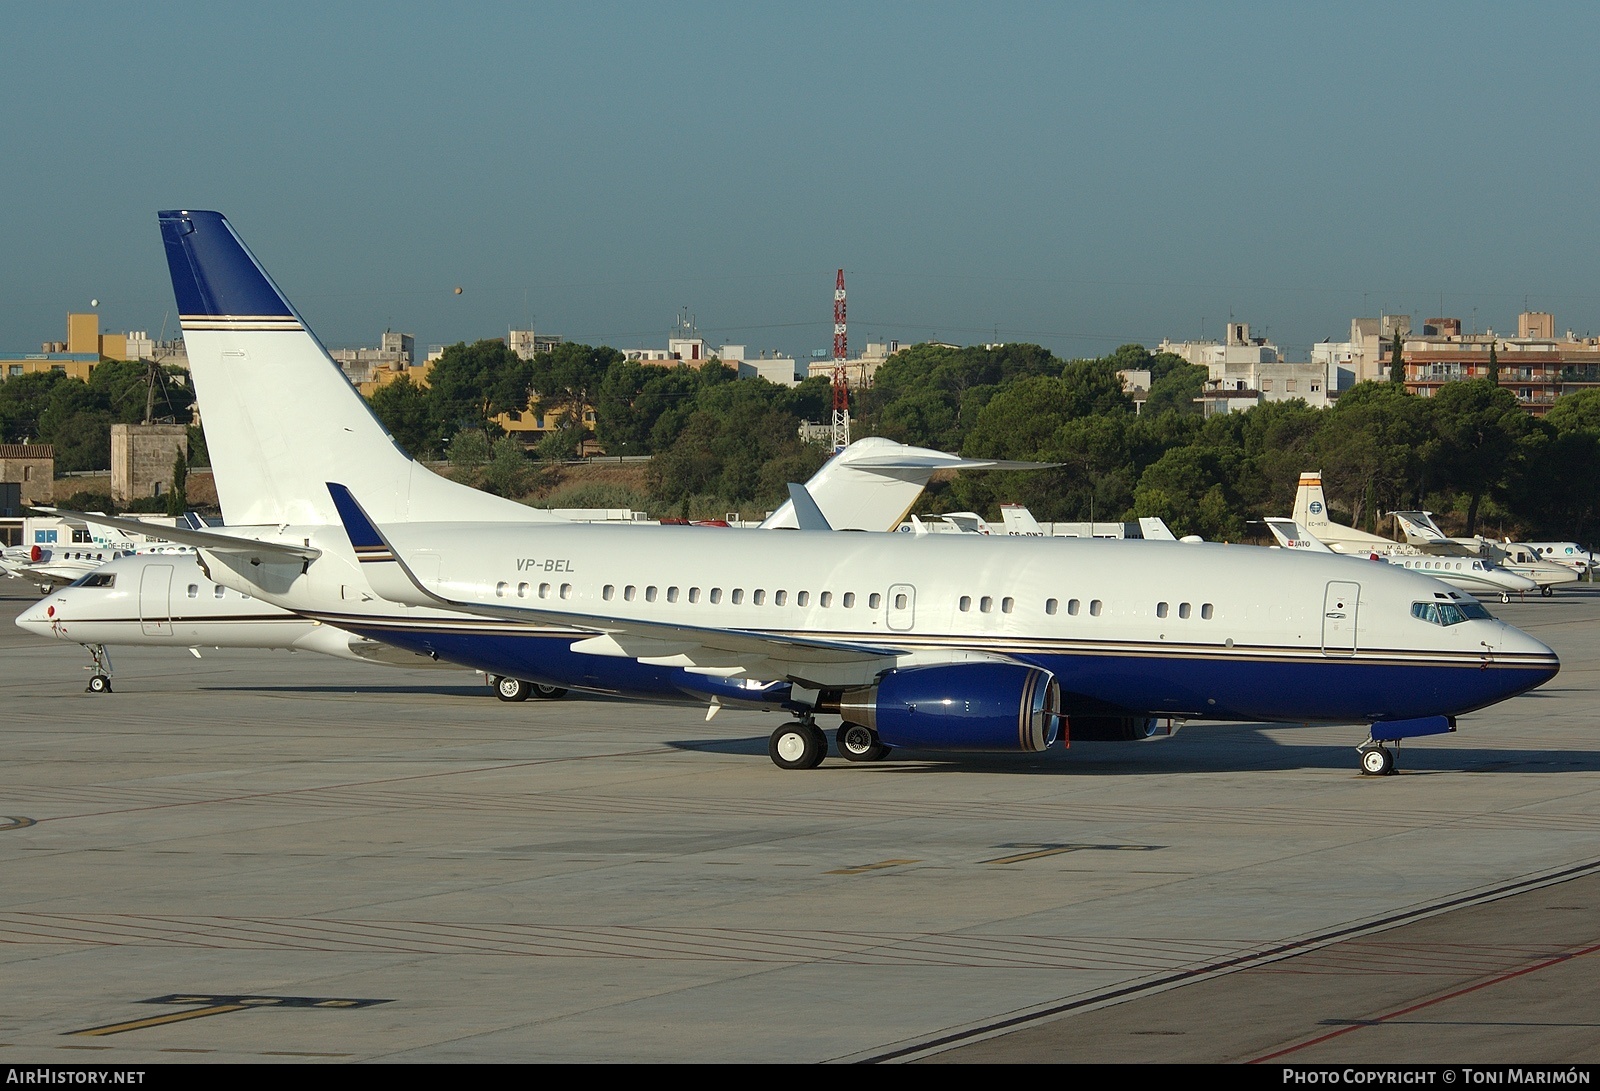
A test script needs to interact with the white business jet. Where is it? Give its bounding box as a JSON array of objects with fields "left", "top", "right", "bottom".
[
  {"left": 48, "top": 210, "right": 1560, "bottom": 777},
  {"left": 19, "top": 437, "right": 1041, "bottom": 695},
  {"left": 1286, "top": 475, "right": 1536, "bottom": 601},
  {"left": 1390, "top": 511, "right": 1578, "bottom": 597}
]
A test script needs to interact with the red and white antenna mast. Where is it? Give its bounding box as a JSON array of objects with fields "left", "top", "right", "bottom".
[{"left": 830, "top": 268, "right": 850, "bottom": 450}]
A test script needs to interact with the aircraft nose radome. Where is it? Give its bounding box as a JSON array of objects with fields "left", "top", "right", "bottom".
[{"left": 15, "top": 601, "right": 51, "bottom": 630}]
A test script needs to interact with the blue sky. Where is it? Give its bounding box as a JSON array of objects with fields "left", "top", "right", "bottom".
[{"left": 3, "top": 3, "right": 1598, "bottom": 361}]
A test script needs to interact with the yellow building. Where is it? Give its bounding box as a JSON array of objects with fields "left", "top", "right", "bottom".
[{"left": 2, "top": 313, "right": 140, "bottom": 382}]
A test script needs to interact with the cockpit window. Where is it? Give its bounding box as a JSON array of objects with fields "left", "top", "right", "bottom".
[
  {"left": 71, "top": 572, "right": 116, "bottom": 589},
  {"left": 1411, "top": 600, "right": 1490, "bottom": 626}
]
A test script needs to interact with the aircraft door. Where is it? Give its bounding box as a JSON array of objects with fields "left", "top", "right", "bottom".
[
  {"left": 1321, "top": 580, "right": 1359, "bottom": 656},
  {"left": 140, "top": 563, "right": 174, "bottom": 636},
  {"left": 886, "top": 583, "right": 916, "bottom": 631}
]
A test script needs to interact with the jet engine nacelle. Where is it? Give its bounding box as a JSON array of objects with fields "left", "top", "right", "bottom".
[{"left": 838, "top": 663, "right": 1061, "bottom": 752}]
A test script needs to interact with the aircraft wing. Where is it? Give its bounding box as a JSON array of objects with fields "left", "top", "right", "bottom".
[
  {"left": 327, "top": 483, "right": 902, "bottom": 688},
  {"left": 34, "top": 508, "right": 321, "bottom": 565},
  {"left": 7, "top": 564, "right": 84, "bottom": 589}
]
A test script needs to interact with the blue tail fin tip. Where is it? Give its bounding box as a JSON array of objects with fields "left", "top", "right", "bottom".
[{"left": 157, "top": 209, "right": 295, "bottom": 319}]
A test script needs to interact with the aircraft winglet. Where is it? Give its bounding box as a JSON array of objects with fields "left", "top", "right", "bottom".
[{"left": 784, "top": 483, "right": 834, "bottom": 532}]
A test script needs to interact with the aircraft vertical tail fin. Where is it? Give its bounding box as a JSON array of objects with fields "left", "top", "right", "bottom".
[
  {"left": 1292, "top": 472, "right": 1333, "bottom": 536},
  {"left": 157, "top": 210, "right": 551, "bottom": 528},
  {"left": 999, "top": 504, "right": 1044, "bottom": 536}
]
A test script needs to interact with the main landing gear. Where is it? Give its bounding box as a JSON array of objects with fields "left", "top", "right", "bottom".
[
  {"left": 487, "top": 675, "right": 568, "bottom": 702},
  {"left": 768, "top": 719, "right": 892, "bottom": 769},
  {"left": 84, "top": 644, "right": 113, "bottom": 694},
  {"left": 1358, "top": 744, "right": 1395, "bottom": 776}
]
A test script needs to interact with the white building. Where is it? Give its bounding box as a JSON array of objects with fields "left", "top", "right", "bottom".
[
  {"left": 1158, "top": 322, "right": 1331, "bottom": 415},
  {"left": 805, "top": 341, "right": 903, "bottom": 387}
]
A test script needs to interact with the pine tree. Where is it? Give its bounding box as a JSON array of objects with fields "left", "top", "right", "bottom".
[{"left": 1389, "top": 330, "right": 1405, "bottom": 384}]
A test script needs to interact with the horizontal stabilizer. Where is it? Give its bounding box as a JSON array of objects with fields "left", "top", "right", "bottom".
[{"left": 33, "top": 507, "right": 320, "bottom": 563}]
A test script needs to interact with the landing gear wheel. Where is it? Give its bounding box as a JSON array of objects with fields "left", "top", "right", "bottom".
[
  {"left": 1542, "top": 586, "right": 1554, "bottom": 597},
  {"left": 1360, "top": 746, "right": 1394, "bottom": 776},
  {"left": 529, "top": 683, "right": 568, "bottom": 699},
  {"left": 495, "top": 677, "right": 533, "bottom": 702},
  {"left": 1501, "top": 592, "right": 1511, "bottom": 603},
  {"left": 769, "top": 721, "right": 827, "bottom": 770},
  {"left": 87, "top": 674, "right": 111, "bottom": 694},
  {"left": 837, "top": 722, "right": 891, "bottom": 762}
]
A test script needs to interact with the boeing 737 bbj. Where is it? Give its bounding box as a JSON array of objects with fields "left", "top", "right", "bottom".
[{"left": 52, "top": 209, "right": 1558, "bottom": 777}]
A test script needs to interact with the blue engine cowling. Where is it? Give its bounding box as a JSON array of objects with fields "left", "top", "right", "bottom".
[{"left": 837, "top": 663, "right": 1062, "bottom": 752}]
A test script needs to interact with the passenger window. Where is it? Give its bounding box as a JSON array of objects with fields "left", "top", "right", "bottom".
[
  {"left": 820, "top": 591, "right": 832, "bottom": 607},
  {"left": 1178, "top": 602, "right": 1191, "bottom": 619},
  {"left": 214, "top": 585, "right": 225, "bottom": 599},
  {"left": 1045, "top": 598, "right": 1058, "bottom": 615},
  {"left": 732, "top": 589, "right": 744, "bottom": 604},
  {"left": 539, "top": 583, "right": 551, "bottom": 599},
  {"left": 560, "top": 584, "right": 572, "bottom": 599},
  {"left": 689, "top": 587, "right": 701, "bottom": 603},
  {"left": 775, "top": 590, "right": 787, "bottom": 606},
  {"left": 495, "top": 581, "right": 508, "bottom": 598},
  {"left": 1201, "top": 603, "right": 1213, "bottom": 620},
  {"left": 517, "top": 582, "right": 529, "bottom": 598},
  {"left": 1089, "top": 600, "right": 1102, "bottom": 616},
  {"left": 710, "top": 588, "right": 722, "bottom": 604},
  {"left": 1156, "top": 602, "right": 1169, "bottom": 618},
  {"left": 1001, "top": 597, "right": 1014, "bottom": 613},
  {"left": 1068, "top": 599, "right": 1080, "bottom": 615},
  {"left": 667, "top": 587, "right": 679, "bottom": 603},
  {"left": 797, "top": 591, "right": 809, "bottom": 607},
  {"left": 646, "top": 586, "right": 658, "bottom": 602},
  {"left": 754, "top": 590, "right": 765, "bottom": 605},
  {"left": 187, "top": 584, "right": 199, "bottom": 598},
  {"left": 843, "top": 592, "right": 854, "bottom": 608},
  {"left": 603, "top": 585, "right": 615, "bottom": 601},
  {"left": 980, "top": 596, "right": 993, "bottom": 613},
  {"left": 624, "top": 585, "right": 636, "bottom": 602},
  {"left": 894, "top": 593, "right": 907, "bottom": 610},
  {"left": 959, "top": 595, "right": 972, "bottom": 612},
  {"left": 869, "top": 593, "right": 882, "bottom": 609}
]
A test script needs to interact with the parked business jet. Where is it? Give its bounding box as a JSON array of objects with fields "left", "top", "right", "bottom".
[
  {"left": 15, "top": 550, "right": 478, "bottom": 692},
  {"left": 1517, "top": 541, "right": 1593, "bottom": 575},
  {"left": 71, "top": 209, "right": 1557, "bottom": 777},
  {"left": 1263, "top": 517, "right": 1536, "bottom": 601},
  {"left": 1391, "top": 511, "right": 1579, "bottom": 596}
]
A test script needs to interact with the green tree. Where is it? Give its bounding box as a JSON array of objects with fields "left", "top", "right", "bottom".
[
  {"left": 1486, "top": 342, "right": 1499, "bottom": 387},
  {"left": 1425, "top": 379, "right": 1529, "bottom": 535},
  {"left": 529, "top": 343, "right": 624, "bottom": 452},
  {"left": 1389, "top": 330, "right": 1405, "bottom": 384},
  {"left": 367, "top": 374, "right": 433, "bottom": 457},
  {"left": 481, "top": 435, "right": 535, "bottom": 498},
  {"left": 425, "top": 340, "right": 531, "bottom": 450}
]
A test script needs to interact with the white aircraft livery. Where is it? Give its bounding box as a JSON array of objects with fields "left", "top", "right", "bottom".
[
  {"left": 16, "top": 551, "right": 468, "bottom": 691},
  {"left": 97, "top": 209, "right": 1560, "bottom": 776}
]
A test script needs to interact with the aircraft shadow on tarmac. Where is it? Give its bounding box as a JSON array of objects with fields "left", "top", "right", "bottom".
[{"left": 669, "top": 727, "right": 1600, "bottom": 775}]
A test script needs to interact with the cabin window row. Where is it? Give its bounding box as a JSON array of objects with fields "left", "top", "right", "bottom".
[
  {"left": 498, "top": 582, "right": 883, "bottom": 610},
  {"left": 1154, "top": 601, "right": 1214, "bottom": 620},
  {"left": 1044, "top": 598, "right": 1104, "bottom": 617},
  {"left": 957, "top": 596, "right": 1015, "bottom": 614}
]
